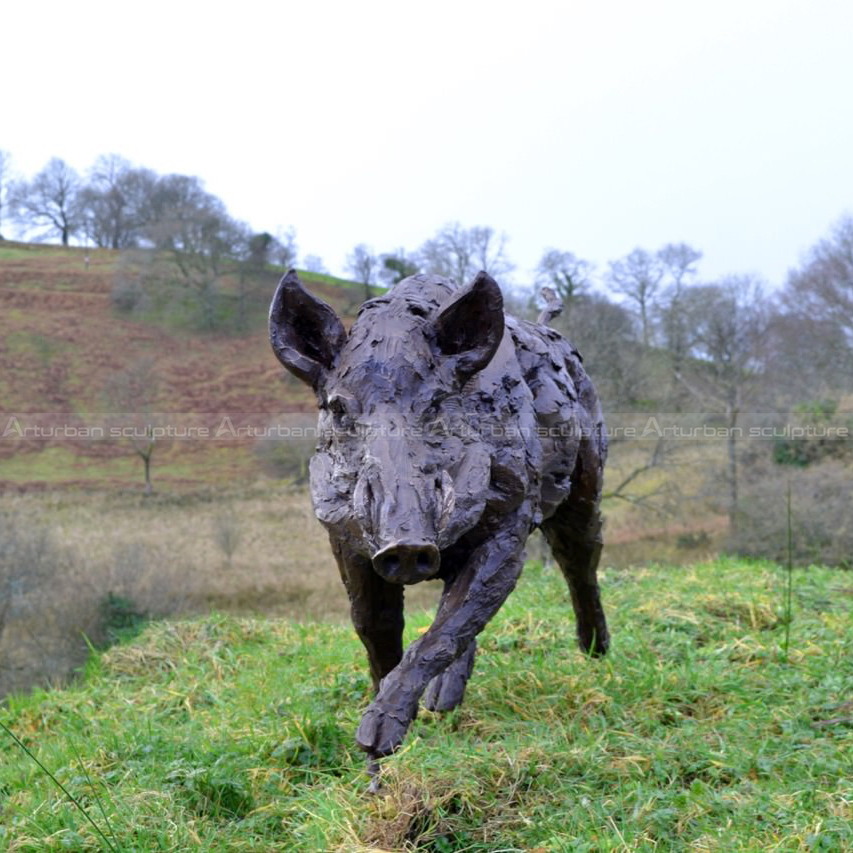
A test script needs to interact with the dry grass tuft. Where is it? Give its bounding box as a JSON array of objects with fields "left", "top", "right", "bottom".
[{"left": 699, "top": 594, "right": 780, "bottom": 630}]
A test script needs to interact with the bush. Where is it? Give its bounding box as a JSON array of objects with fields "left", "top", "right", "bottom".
[
  {"left": 730, "top": 462, "right": 853, "bottom": 567},
  {"left": 100, "top": 592, "right": 147, "bottom": 645},
  {"left": 254, "top": 418, "right": 317, "bottom": 484},
  {"left": 772, "top": 400, "right": 851, "bottom": 467},
  {"left": 108, "top": 540, "right": 193, "bottom": 618},
  {"left": 111, "top": 275, "right": 144, "bottom": 312},
  {"left": 677, "top": 531, "right": 711, "bottom": 549},
  {"left": 111, "top": 249, "right": 155, "bottom": 313},
  {"left": 0, "top": 512, "right": 100, "bottom": 698},
  {"left": 0, "top": 519, "right": 192, "bottom": 698},
  {"left": 212, "top": 512, "right": 242, "bottom": 564}
]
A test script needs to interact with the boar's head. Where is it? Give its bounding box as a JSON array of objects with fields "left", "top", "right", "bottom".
[{"left": 269, "top": 271, "right": 505, "bottom": 584}]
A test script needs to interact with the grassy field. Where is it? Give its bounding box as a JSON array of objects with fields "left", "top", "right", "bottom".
[{"left": 1, "top": 558, "right": 851, "bottom": 851}]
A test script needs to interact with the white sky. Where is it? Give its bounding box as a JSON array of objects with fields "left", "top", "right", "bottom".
[{"left": 3, "top": 0, "right": 852, "bottom": 288}]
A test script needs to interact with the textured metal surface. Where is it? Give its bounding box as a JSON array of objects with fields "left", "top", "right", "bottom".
[{"left": 270, "top": 269, "right": 609, "bottom": 763}]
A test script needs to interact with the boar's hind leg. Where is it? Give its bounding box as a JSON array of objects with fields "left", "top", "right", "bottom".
[
  {"left": 541, "top": 500, "right": 609, "bottom": 657},
  {"left": 335, "top": 546, "right": 405, "bottom": 693}
]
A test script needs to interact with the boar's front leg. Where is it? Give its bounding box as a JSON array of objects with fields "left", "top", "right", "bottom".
[
  {"left": 331, "top": 538, "right": 404, "bottom": 693},
  {"left": 422, "top": 572, "right": 481, "bottom": 712},
  {"left": 422, "top": 637, "right": 477, "bottom": 712},
  {"left": 356, "top": 506, "right": 532, "bottom": 758}
]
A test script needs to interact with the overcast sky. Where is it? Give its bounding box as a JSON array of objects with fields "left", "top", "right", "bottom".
[{"left": 3, "top": 0, "right": 852, "bottom": 288}]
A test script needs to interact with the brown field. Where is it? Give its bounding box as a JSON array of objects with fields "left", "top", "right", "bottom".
[
  {"left": 0, "top": 466, "right": 725, "bottom": 700},
  {"left": 0, "top": 485, "right": 445, "bottom": 699},
  {"left": 0, "top": 242, "right": 344, "bottom": 490}
]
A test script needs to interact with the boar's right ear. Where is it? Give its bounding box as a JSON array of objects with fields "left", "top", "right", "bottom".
[
  {"left": 269, "top": 270, "right": 347, "bottom": 388},
  {"left": 434, "top": 271, "right": 505, "bottom": 383}
]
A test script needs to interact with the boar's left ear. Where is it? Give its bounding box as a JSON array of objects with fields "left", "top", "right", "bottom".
[
  {"left": 434, "top": 271, "right": 505, "bottom": 382},
  {"left": 269, "top": 270, "right": 347, "bottom": 388}
]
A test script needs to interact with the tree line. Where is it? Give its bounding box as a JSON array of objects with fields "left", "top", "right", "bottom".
[
  {"left": 0, "top": 151, "right": 293, "bottom": 259},
  {"left": 539, "top": 224, "right": 852, "bottom": 568},
  {"left": 305, "top": 217, "right": 853, "bottom": 567}
]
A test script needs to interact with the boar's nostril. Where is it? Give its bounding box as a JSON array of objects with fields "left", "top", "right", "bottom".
[
  {"left": 372, "top": 541, "right": 440, "bottom": 582},
  {"left": 378, "top": 553, "right": 401, "bottom": 575}
]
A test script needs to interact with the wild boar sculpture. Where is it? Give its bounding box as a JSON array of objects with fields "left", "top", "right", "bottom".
[{"left": 269, "top": 270, "right": 608, "bottom": 766}]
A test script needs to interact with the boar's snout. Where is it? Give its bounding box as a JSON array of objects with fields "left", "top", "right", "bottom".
[{"left": 372, "top": 541, "right": 440, "bottom": 584}]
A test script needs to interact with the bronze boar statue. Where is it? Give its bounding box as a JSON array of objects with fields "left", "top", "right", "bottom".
[{"left": 269, "top": 269, "right": 608, "bottom": 765}]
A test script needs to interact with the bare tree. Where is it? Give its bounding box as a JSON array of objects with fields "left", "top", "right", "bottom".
[
  {"left": 555, "top": 291, "right": 645, "bottom": 409},
  {"left": 142, "top": 173, "right": 213, "bottom": 248},
  {"left": 143, "top": 174, "right": 243, "bottom": 330},
  {"left": 234, "top": 228, "right": 270, "bottom": 331},
  {"left": 419, "top": 222, "right": 514, "bottom": 284},
  {"left": 79, "top": 154, "right": 157, "bottom": 249},
  {"left": 675, "top": 276, "right": 769, "bottom": 531},
  {"left": 469, "top": 225, "right": 514, "bottom": 279},
  {"left": 535, "top": 249, "right": 594, "bottom": 318},
  {"left": 0, "top": 149, "right": 13, "bottom": 239},
  {"left": 104, "top": 360, "right": 162, "bottom": 495},
  {"left": 607, "top": 248, "right": 664, "bottom": 346},
  {"left": 12, "top": 157, "right": 82, "bottom": 245},
  {"left": 602, "top": 435, "right": 676, "bottom": 516},
  {"left": 535, "top": 281, "right": 681, "bottom": 514},
  {"left": 419, "top": 224, "right": 471, "bottom": 283},
  {"left": 303, "top": 254, "right": 328, "bottom": 274},
  {"left": 272, "top": 226, "right": 298, "bottom": 269},
  {"left": 763, "top": 308, "right": 852, "bottom": 401},
  {"left": 212, "top": 512, "right": 243, "bottom": 566},
  {"left": 658, "top": 242, "right": 702, "bottom": 289},
  {"left": 768, "top": 218, "right": 853, "bottom": 397},
  {"left": 378, "top": 248, "right": 420, "bottom": 286},
  {"left": 785, "top": 214, "right": 853, "bottom": 350},
  {"left": 655, "top": 243, "right": 703, "bottom": 379},
  {"left": 345, "top": 243, "right": 378, "bottom": 301}
]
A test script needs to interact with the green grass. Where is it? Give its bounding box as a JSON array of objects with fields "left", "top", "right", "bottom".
[
  {"left": 0, "top": 242, "right": 77, "bottom": 260},
  {"left": 0, "top": 446, "right": 256, "bottom": 488},
  {"left": 0, "top": 447, "right": 142, "bottom": 485},
  {"left": 1, "top": 561, "right": 851, "bottom": 851},
  {"left": 295, "top": 269, "right": 364, "bottom": 291},
  {"left": 0, "top": 247, "right": 43, "bottom": 261},
  {"left": 110, "top": 263, "right": 369, "bottom": 336}
]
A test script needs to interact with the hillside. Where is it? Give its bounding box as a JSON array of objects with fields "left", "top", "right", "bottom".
[
  {"left": 1, "top": 559, "right": 851, "bottom": 851},
  {"left": 0, "top": 242, "right": 728, "bottom": 555},
  {"left": 0, "top": 242, "right": 357, "bottom": 491}
]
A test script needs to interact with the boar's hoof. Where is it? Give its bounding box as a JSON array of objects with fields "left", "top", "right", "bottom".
[
  {"left": 578, "top": 623, "right": 610, "bottom": 658},
  {"left": 356, "top": 702, "right": 413, "bottom": 757}
]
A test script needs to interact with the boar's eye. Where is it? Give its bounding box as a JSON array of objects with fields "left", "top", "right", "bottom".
[{"left": 326, "top": 393, "right": 359, "bottom": 430}]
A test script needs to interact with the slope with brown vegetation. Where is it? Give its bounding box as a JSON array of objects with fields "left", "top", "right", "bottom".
[{"left": 0, "top": 242, "right": 356, "bottom": 490}]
